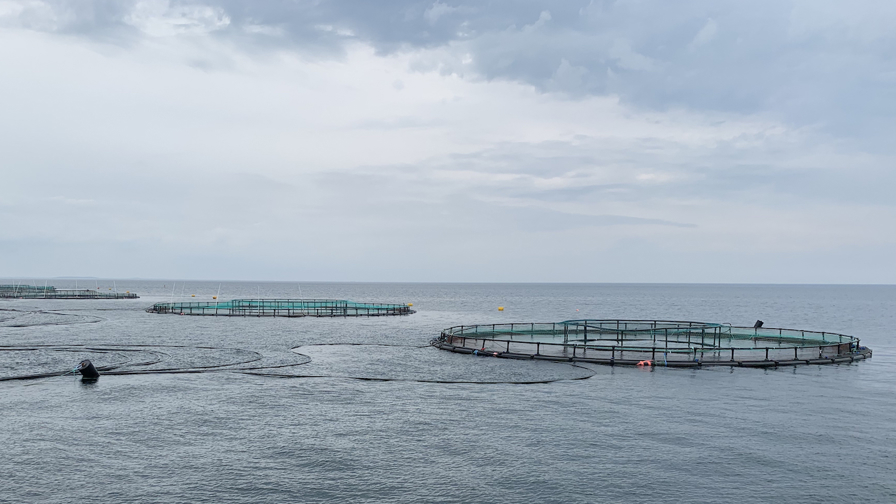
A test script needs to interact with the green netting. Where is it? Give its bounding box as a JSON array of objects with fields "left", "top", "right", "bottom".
[
  {"left": 0, "top": 285, "right": 137, "bottom": 299},
  {"left": 148, "top": 298, "right": 414, "bottom": 317},
  {"left": 434, "top": 319, "right": 869, "bottom": 367},
  {"left": 0, "top": 285, "right": 55, "bottom": 292}
]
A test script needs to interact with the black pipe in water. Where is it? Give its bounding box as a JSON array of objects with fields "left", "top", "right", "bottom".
[{"left": 76, "top": 360, "right": 100, "bottom": 381}]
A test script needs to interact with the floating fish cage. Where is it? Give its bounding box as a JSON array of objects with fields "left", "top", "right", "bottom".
[
  {"left": 0, "top": 285, "right": 138, "bottom": 299},
  {"left": 0, "top": 285, "right": 54, "bottom": 293},
  {"left": 147, "top": 299, "right": 415, "bottom": 317},
  {"left": 433, "top": 319, "right": 872, "bottom": 367}
]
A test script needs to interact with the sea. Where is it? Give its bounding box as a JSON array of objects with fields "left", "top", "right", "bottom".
[{"left": 1, "top": 281, "right": 894, "bottom": 503}]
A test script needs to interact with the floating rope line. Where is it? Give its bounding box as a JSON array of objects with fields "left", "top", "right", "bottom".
[
  {"left": 0, "top": 308, "right": 104, "bottom": 327},
  {"left": 239, "top": 371, "right": 596, "bottom": 385},
  {"left": 0, "top": 344, "right": 286, "bottom": 382},
  {"left": 266, "top": 342, "right": 598, "bottom": 384},
  {"left": 3, "top": 342, "right": 595, "bottom": 385}
]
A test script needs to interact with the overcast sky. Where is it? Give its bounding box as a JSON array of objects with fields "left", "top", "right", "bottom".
[{"left": 1, "top": 0, "right": 894, "bottom": 283}]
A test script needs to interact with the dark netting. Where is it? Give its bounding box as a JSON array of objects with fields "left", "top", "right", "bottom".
[
  {"left": 0, "top": 284, "right": 138, "bottom": 299},
  {"left": 433, "top": 319, "right": 872, "bottom": 367},
  {"left": 147, "top": 298, "right": 415, "bottom": 317}
]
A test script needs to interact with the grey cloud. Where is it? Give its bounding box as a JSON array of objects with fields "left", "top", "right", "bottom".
[
  {"left": 2, "top": 1, "right": 893, "bottom": 283},
  {"left": 16, "top": 0, "right": 140, "bottom": 40},
  {"left": 353, "top": 116, "right": 447, "bottom": 130},
  {"left": 444, "top": 199, "right": 699, "bottom": 232},
  {"left": 329, "top": 129, "right": 895, "bottom": 214},
  {"left": 518, "top": 184, "right": 639, "bottom": 203},
  {"left": 8, "top": 0, "right": 894, "bottom": 142},
  {"left": 481, "top": 204, "right": 697, "bottom": 230},
  {"left": 306, "top": 170, "right": 697, "bottom": 233}
]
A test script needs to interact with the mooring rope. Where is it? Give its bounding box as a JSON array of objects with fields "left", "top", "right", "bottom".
[{"left": 2, "top": 342, "right": 598, "bottom": 385}]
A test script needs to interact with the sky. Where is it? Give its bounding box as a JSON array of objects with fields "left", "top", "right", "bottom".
[{"left": 0, "top": 0, "right": 894, "bottom": 283}]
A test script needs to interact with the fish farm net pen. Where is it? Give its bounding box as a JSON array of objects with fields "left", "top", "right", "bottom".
[
  {"left": 432, "top": 319, "right": 871, "bottom": 368},
  {"left": 0, "top": 285, "right": 138, "bottom": 299},
  {"left": 0, "top": 285, "right": 55, "bottom": 292},
  {"left": 147, "top": 299, "right": 415, "bottom": 317}
]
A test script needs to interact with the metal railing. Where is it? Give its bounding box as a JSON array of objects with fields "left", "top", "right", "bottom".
[
  {"left": 434, "top": 319, "right": 869, "bottom": 367},
  {"left": 0, "top": 288, "right": 138, "bottom": 299},
  {"left": 148, "top": 298, "right": 414, "bottom": 317}
]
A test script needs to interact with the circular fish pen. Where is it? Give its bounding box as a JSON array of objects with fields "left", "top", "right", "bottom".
[
  {"left": 0, "top": 285, "right": 138, "bottom": 299},
  {"left": 433, "top": 320, "right": 872, "bottom": 367},
  {"left": 148, "top": 299, "right": 415, "bottom": 317}
]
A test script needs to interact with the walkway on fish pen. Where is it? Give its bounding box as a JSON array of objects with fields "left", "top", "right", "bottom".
[
  {"left": 147, "top": 299, "right": 415, "bottom": 317},
  {"left": 0, "top": 286, "right": 138, "bottom": 299},
  {"left": 433, "top": 319, "right": 872, "bottom": 368}
]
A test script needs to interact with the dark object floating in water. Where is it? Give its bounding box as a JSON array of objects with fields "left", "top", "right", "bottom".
[
  {"left": 432, "top": 319, "right": 872, "bottom": 368},
  {"left": 754, "top": 320, "right": 764, "bottom": 328},
  {"left": 147, "top": 299, "right": 415, "bottom": 317},
  {"left": 76, "top": 359, "right": 100, "bottom": 381}
]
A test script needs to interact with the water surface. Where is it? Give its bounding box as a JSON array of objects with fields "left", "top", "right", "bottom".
[{"left": 2, "top": 282, "right": 894, "bottom": 503}]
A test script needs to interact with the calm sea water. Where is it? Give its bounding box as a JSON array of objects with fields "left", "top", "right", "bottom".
[{"left": 1, "top": 282, "right": 894, "bottom": 503}]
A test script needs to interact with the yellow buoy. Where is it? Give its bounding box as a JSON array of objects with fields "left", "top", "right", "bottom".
[
  {"left": 407, "top": 303, "right": 413, "bottom": 307},
  {"left": 126, "top": 291, "right": 130, "bottom": 293},
  {"left": 191, "top": 294, "right": 195, "bottom": 297},
  {"left": 213, "top": 296, "right": 217, "bottom": 299},
  {"left": 498, "top": 306, "right": 504, "bottom": 311}
]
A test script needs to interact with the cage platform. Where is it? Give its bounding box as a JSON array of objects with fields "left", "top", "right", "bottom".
[
  {"left": 433, "top": 319, "right": 871, "bottom": 367},
  {"left": 0, "top": 285, "right": 138, "bottom": 299},
  {"left": 148, "top": 298, "right": 415, "bottom": 317}
]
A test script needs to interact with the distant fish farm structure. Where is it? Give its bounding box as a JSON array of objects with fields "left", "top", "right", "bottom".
[
  {"left": 0, "top": 285, "right": 138, "bottom": 299},
  {"left": 433, "top": 319, "right": 871, "bottom": 368},
  {"left": 148, "top": 299, "right": 415, "bottom": 317}
]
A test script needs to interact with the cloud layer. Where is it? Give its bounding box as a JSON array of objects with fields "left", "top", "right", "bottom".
[{"left": 0, "top": 1, "right": 893, "bottom": 282}]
